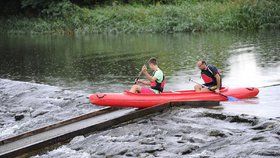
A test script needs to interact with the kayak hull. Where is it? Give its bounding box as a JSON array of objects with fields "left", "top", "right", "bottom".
[{"left": 89, "top": 87, "right": 259, "bottom": 108}]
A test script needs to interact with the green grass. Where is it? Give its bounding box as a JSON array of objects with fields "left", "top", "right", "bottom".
[{"left": 1, "top": 0, "right": 279, "bottom": 34}]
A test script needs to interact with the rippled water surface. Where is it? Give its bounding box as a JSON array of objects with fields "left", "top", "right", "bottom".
[{"left": 0, "top": 31, "right": 279, "bottom": 118}]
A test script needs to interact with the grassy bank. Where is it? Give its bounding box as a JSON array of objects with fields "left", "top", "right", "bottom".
[{"left": 1, "top": 0, "right": 279, "bottom": 34}]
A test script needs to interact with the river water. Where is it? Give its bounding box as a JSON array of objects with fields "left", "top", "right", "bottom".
[
  {"left": 1, "top": 31, "right": 279, "bottom": 118},
  {"left": 1, "top": 31, "right": 280, "bottom": 157}
]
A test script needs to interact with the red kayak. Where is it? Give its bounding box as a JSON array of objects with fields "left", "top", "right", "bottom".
[{"left": 89, "top": 87, "right": 259, "bottom": 108}]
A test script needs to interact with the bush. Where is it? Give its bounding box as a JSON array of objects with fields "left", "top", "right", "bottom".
[
  {"left": 237, "top": 0, "right": 280, "bottom": 30},
  {"left": 0, "top": 0, "right": 279, "bottom": 34},
  {"left": 41, "top": 1, "right": 80, "bottom": 18}
]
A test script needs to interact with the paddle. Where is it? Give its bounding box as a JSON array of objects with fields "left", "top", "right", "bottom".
[
  {"left": 258, "top": 83, "right": 280, "bottom": 88},
  {"left": 134, "top": 68, "right": 144, "bottom": 84},
  {"left": 134, "top": 59, "right": 151, "bottom": 84},
  {"left": 189, "top": 78, "right": 239, "bottom": 102}
]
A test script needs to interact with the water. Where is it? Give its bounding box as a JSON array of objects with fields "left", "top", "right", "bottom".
[{"left": 0, "top": 31, "right": 279, "bottom": 118}]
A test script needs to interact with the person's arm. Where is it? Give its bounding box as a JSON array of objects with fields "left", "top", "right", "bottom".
[
  {"left": 208, "top": 65, "right": 221, "bottom": 93},
  {"left": 143, "top": 71, "right": 157, "bottom": 82},
  {"left": 215, "top": 74, "right": 221, "bottom": 93},
  {"left": 141, "top": 65, "right": 157, "bottom": 82}
]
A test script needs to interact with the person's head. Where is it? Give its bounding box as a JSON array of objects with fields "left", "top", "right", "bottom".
[
  {"left": 197, "top": 60, "right": 207, "bottom": 70},
  {"left": 148, "top": 57, "right": 158, "bottom": 70}
]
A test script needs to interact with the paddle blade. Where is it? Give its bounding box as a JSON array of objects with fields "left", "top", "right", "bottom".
[{"left": 227, "top": 96, "right": 239, "bottom": 102}]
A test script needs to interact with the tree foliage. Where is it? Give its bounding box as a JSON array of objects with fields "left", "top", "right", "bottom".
[
  {"left": 0, "top": 0, "right": 233, "bottom": 16},
  {"left": 0, "top": 0, "right": 279, "bottom": 34}
]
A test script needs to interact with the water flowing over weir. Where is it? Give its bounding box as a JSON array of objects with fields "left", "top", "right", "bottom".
[
  {"left": 0, "top": 79, "right": 99, "bottom": 140},
  {"left": 0, "top": 79, "right": 220, "bottom": 157},
  {"left": 33, "top": 108, "right": 280, "bottom": 158},
  {"left": 0, "top": 79, "right": 279, "bottom": 157}
]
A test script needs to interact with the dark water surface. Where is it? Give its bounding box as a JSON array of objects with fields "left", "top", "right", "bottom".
[{"left": 0, "top": 31, "right": 279, "bottom": 118}]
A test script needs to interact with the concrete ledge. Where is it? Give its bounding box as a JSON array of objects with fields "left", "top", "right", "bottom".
[{"left": 0, "top": 101, "right": 219, "bottom": 158}]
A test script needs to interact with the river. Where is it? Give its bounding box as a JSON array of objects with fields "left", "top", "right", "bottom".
[
  {"left": 1, "top": 31, "right": 279, "bottom": 118},
  {"left": 1, "top": 31, "right": 280, "bottom": 158}
]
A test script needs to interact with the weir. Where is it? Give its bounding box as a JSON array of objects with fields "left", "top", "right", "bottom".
[{"left": 0, "top": 101, "right": 219, "bottom": 158}]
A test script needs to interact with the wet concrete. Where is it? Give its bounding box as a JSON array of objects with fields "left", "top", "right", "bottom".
[
  {"left": 0, "top": 79, "right": 99, "bottom": 139},
  {"left": 35, "top": 107, "right": 280, "bottom": 158}
]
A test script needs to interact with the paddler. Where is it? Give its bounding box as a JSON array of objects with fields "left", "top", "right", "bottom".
[
  {"left": 195, "top": 60, "right": 222, "bottom": 93},
  {"left": 130, "top": 58, "right": 165, "bottom": 94}
]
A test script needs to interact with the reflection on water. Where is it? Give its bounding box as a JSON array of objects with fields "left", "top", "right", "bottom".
[
  {"left": 223, "top": 49, "right": 280, "bottom": 88},
  {"left": 220, "top": 52, "right": 280, "bottom": 118},
  {"left": 0, "top": 31, "right": 279, "bottom": 118},
  {"left": 225, "top": 53, "right": 263, "bottom": 87}
]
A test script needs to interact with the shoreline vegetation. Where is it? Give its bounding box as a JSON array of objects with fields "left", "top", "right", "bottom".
[{"left": 0, "top": 0, "right": 279, "bottom": 34}]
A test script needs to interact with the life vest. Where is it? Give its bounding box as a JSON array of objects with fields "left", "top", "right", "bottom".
[
  {"left": 201, "top": 65, "right": 222, "bottom": 87},
  {"left": 150, "top": 76, "right": 166, "bottom": 93}
]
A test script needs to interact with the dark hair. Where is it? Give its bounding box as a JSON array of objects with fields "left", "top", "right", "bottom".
[
  {"left": 201, "top": 60, "right": 206, "bottom": 64},
  {"left": 148, "top": 57, "right": 157, "bottom": 65}
]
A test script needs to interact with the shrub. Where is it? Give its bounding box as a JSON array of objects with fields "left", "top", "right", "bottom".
[{"left": 1, "top": 0, "right": 279, "bottom": 34}]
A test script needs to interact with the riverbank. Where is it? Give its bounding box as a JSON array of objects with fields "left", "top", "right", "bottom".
[{"left": 1, "top": 0, "right": 279, "bottom": 34}]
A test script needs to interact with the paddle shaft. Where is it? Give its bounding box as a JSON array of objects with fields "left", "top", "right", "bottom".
[
  {"left": 134, "top": 60, "right": 151, "bottom": 84},
  {"left": 189, "top": 78, "right": 229, "bottom": 99},
  {"left": 134, "top": 69, "right": 144, "bottom": 84},
  {"left": 258, "top": 83, "right": 280, "bottom": 88}
]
